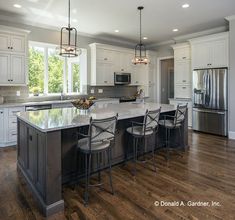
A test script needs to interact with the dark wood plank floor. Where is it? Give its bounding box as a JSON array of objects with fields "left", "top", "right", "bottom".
[{"left": 1, "top": 131, "right": 235, "bottom": 220}]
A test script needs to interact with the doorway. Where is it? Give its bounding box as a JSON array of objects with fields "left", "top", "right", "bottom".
[{"left": 160, "top": 58, "right": 174, "bottom": 104}]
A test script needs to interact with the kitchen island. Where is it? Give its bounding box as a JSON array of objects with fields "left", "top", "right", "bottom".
[{"left": 17, "top": 102, "right": 188, "bottom": 216}]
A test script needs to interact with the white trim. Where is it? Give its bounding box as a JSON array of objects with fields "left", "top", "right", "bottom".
[
  {"left": 0, "top": 24, "right": 30, "bottom": 34},
  {"left": 148, "top": 26, "right": 228, "bottom": 49},
  {"left": 228, "top": 131, "right": 235, "bottom": 140},
  {"left": 225, "top": 15, "right": 235, "bottom": 21},
  {"left": 156, "top": 56, "right": 174, "bottom": 103}
]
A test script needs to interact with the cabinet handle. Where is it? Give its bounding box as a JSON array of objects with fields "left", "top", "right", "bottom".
[
  {"left": 136, "top": 81, "right": 139, "bottom": 83},
  {"left": 11, "top": 133, "right": 17, "bottom": 136},
  {"left": 182, "top": 87, "right": 186, "bottom": 89},
  {"left": 0, "top": 112, "right": 3, "bottom": 114},
  {"left": 11, "top": 47, "right": 13, "bottom": 49},
  {"left": 8, "top": 46, "right": 10, "bottom": 49},
  {"left": 12, "top": 111, "right": 20, "bottom": 113},
  {"left": 8, "top": 79, "right": 10, "bottom": 82},
  {"left": 12, "top": 121, "right": 17, "bottom": 124},
  {"left": 182, "top": 57, "right": 186, "bottom": 59},
  {"left": 182, "top": 80, "right": 186, "bottom": 82},
  {"left": 121, "top": 69, "right": 124, "bottom": 71},
  {"left": 11, "top": 80, "right": 13, "bottom": 82},
  {"left": 104, "top": 58, "right": 108, "bottom": 61},
  {"left": 29, "top": 135, "right": 32, "bottom": 141},
  {"left": 104, "top": 81, "right": 107, "bottom": 83}
]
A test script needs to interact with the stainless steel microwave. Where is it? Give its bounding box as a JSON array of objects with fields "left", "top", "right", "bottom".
[{"left": 114, "top": 72, "right": 131, "bottom": 85}]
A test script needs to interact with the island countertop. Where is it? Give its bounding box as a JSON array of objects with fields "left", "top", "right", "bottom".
[{"left": 17, "top": 102, "right": 176, "bottom": 132}]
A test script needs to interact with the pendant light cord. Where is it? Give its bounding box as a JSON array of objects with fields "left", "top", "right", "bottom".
[
  {"left": 139, "top": 8, "right": 142, "bottom": 45},
  {"left": 68, "top": 0, "right": 71, "bottom": 28}
]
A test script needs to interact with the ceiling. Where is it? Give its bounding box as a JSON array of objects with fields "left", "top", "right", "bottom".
[{"left": 0, "top": 0, "right": 235, "bottom": 45}]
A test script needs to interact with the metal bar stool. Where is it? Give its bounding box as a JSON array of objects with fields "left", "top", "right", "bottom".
[
  {"left": 126, "top": 108, "right": 161, "bottom": 177},
  {"left": 159, "top": 104, "right": 188, "bottom": 160},
  {"left": 77, "top": 114, "right": 118, "bottom": 206}
]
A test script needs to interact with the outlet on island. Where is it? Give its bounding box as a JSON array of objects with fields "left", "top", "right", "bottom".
[
  {"left": 90, "top": 89, "right": 95, "bottom": 94},
  {"left": 98, "top": 89, "right": 103, "bottom": 94}
]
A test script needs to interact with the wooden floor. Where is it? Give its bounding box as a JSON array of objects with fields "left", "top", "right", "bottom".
[{"left": 1, "top": 131, "right": 235, "bottom": 220}]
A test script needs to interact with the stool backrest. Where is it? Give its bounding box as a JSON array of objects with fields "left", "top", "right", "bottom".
[
  {"left": 174, "top": 104, "right": 188, "bottom": 126},
  {"left": 89, "top": 114, "right": 118, "bottom": 147},
  {"left": 144, "top": 107, "right": 161, "bottom": 133}
]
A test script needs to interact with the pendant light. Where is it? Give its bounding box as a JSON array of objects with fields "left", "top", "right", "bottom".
[
  {"left": 132, "top": 6, "right": 149, "bottom": 65},
  {"left": 59, "top": 0, "right": 81, "bottom": 57}
]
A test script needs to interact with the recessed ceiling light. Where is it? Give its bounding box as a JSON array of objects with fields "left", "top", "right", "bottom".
[
  {"left": 173, "top": 29, "right": 179, "bottom": 32},
  {"left": 13, "top": 4, "right": 22, "bottom": 8},
  {"left": 182, "top": 3, "right": 190, "bottom": 8},
  {"left": 114, "top": 30, "right": 119, "bottom": 33},
  {"left": 143, "top": 37, "right": 148, "bottom": 40}
]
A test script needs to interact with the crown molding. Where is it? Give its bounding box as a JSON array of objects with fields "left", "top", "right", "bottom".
[
  {"left": 225, "top": 15, "right": 235, "bottom": 21},
  {"left": 148, "top": 26, "right": 228, "bottom": 49}
]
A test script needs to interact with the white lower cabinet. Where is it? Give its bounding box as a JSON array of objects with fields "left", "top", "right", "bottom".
[
  {"left": 0, "top": 106, "right": 25, "bottom": 147},
  {"left": 169, "top": 99, "right": 192, "bottom": 127},
  {"left": 0, "top": 109, "right": 4, "bottom": 143}
]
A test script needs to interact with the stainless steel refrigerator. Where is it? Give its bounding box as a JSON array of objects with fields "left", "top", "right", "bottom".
[{"left": 192, "top": 68, "right": 228, "bottom": 136}]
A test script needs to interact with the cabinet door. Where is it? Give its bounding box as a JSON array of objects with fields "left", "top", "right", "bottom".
[
  {"left": 211, "top": 39, "right": 228, "bottom": 68},
  {"left": 175, "top": 61, "right": 191, "bottom": 84},
  {"left": 0, "top": 109, "right": 4, "bottom": 142},
  {"left": 96, "top": 48, "right": 114, "bottom": 63},
  {"left": 0, "top": 53, "right": 10, "bottom": 84},
  {"left": 0, "top": 33, "right": 10, "bottom": 51},
  {"left": 192, "top": 43, "right": 212, "bottom": 69},
  {"left": 175, "top": 85, "right": 192, "bottom": 99},
  {"left": 174, "top": 47, "right": 190, "bottom": 61},
  {"left": 11, "top": 35, "right": 25, "bottom": 53},
  {"left": 96, "top": 62, "right": 114, "bottom": 85},
  {"left": 11, "top": 55, "right": 25, "bottom": 84}
]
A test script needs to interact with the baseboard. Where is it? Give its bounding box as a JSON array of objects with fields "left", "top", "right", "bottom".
[{"left": 228, "top": 131, "right": 235, "bottom": 139}]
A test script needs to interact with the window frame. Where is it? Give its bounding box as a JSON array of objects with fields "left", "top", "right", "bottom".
[{"left": 28, "top": 41, "right": 87, "bottom": 96}]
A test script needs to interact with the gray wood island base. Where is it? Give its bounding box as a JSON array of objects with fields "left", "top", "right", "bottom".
[{"left": 16, "top": 102, "right": 188, "bottom": 216}]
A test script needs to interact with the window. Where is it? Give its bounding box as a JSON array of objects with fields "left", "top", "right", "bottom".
[{"left": 28, "top": 42, "right": 87, "bottom": 95}]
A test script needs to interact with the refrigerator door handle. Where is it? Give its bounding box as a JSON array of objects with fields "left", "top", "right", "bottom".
[{"left": 193, "top": 108, "right": 226, "bottom": 115}]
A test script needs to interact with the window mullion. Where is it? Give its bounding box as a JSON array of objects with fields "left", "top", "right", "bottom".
[{"left": 44, "top": 47, "right": 48, "bottom": 95}]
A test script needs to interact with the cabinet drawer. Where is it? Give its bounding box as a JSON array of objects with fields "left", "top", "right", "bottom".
[
  {"left": 174, "top": 48, "right": 191, "bottom": 61},
  {"left": 8, "top": 129, "right": 17, "bottom": 142},
  {"left": 8, "top": 107, "right": 25, "bottom": 117},
  {"left": 8, "top": 117, "right": 17, "bottom": 129},
  {"left": 175, "top": 85, "right": 192, "bottom": 99}
]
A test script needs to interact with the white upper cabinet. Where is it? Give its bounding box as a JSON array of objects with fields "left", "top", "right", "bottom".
[
  {"left": 0, "top": 33, "right": 10, "bottom": 51},
  {"left": 11, "top": 35, "right": 25, "bottom": 53},
  {"left": 189, "top": 32, "right": 228, "bottom": 69},
  {"left": 172, "top": 43, "right": 192, "bottom": 99},
  {"left": 0, "top": 26, "right": 29, "bottom": 86},
  {"left": 90, "top": 43, "right": 155, "bottom": 87}
]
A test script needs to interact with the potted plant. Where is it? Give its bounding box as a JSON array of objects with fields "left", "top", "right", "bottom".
[{"left": 31, "top": 87, "right": 41, "bottom": 96}]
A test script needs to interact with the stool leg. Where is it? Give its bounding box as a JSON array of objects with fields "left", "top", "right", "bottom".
[
  {"left": 107, "top": 146, "right": 114, "bottom": 195},
  {"left": 85, "top": 153, "right": 91, "bottom": 206},
  {"left": 97, "top": 153, "right": 101, "bottom": 185},
  {"left": 84, "top": 154, "right": 88, "bottom": 205},
  {"left": 152, "top": 133, "right": 157, "bottom": 174},
  {"left": 132, "top": 137, "right": 137, "bottom": 177}
]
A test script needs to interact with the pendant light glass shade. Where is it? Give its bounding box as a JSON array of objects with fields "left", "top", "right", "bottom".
[
  {"left": 132, "top": 6, "right": 149, "bottom": 65},
  {"left": 59, "top": 0, "right": 81, "bottom": 57}
]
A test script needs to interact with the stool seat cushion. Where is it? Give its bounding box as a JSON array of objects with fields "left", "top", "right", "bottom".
[
  {"left": 78, "top": 138, "right": 110, "bottom": 153},
  {"left": 159, "top": 120, "right": 181, "bottom": 129},
  {"left": 126, "top": 126, "right": 153, "bottom": 136}
]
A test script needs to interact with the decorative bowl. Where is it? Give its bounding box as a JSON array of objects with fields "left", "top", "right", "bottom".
[{"left": 71, "top": 98, "right": 94, "bottom": 110}]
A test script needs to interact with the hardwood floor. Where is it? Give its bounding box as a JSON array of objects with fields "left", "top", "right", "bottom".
[{"left": 0, "top": 131, "right": 235, "bottom": 220}]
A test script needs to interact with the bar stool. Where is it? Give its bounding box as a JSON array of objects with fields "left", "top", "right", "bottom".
[
  {"left": 159, "top": 104, "right": 188, "bottom": 160},
  {"left": 126, "top": 108, "right": 161, "bottom": 177},
  {"left": 77, "top": 114, "right": 118, "bottom": 205}
]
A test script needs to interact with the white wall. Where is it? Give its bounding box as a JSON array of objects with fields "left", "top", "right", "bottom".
[{"left": 228, "top": 18, "right": 235, "bottom": 139}]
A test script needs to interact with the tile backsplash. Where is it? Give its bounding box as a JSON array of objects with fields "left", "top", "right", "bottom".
[{"left": 0, "top": 85, "right": 137, "bottom": 103}]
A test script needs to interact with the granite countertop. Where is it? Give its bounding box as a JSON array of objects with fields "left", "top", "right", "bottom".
[
  {"left": 0, "top": 98, "right": 119, "bottom": 108},
  {"left": 17, "top": 102, "right": 176, "bottom": 132}
]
